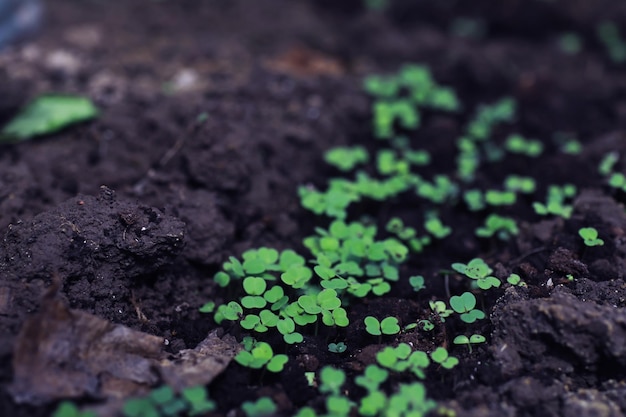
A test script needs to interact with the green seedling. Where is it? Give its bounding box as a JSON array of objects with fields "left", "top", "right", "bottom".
[
  {"left": 506, "top": 273, "right": 526, "bottom": 287},
  {"left": 452, "top": 258, "right": 501, "bottom": 290},
  {"left": 504, "top": 175, "right": 536, "bottom": 193},
  {"left": 181, "top": 386, "right": 217, "bottom": 415},
  {"left": 356, "top": 366, "right": 389, "bottom": 416},
  {"left": 121, "top": 385, "right": 214, "bottom": 417},
  {"left": 297, "top": 288, "right": 349, "bottom": 327},
  {"left": 1, "top": 95, "right": 99, "bottom": 142},
  {"left": 376, "top": 343, "right": 430, "bottom": 379},
  {"left": 275, "top": 316, "right": 303, "bottom": 344},
  {"left": 325, "top": 146, "right": 369, "bottom": 172},
  {"left": 475, "top": 214, "right": 519, "bottom": 240},
  {"left": 559, "top": 32, "right": 583, "bottom": 54},
  {"left": 429, "top": 300, "right": 453, "bottom": 322},
  {"left": 409, "top": 275, "right": 425, "bottom": 292},
  {"left": 52, "top": 402, "right": 97, "bottom": 417},
  {"left": 607, "top": 172, "right": 626, "bottom": 192},
  {"left": 449, "top": 292, "right": 485, "bottom": 323},
  {"left": 598, "top": 151, "right": 619, "bottom": 176},
  {"left": 416, "top": 175, "right": 458, "bottom": 203},
  {"left": 484, "top": 190, "right": 516, "bottom": 206},
  {"left": 430, "top": 347, "right": 459, "bottom": 369},
  {"left": 319, "top": 366, "right": 346, "bottom": 396},
  {"left": 386, "top": 383, "right": 437, "bottom": 417},
  {"left": 234, "top": 340, "right": 288, "bottom": 372},
  {"left": 241, "top": 397, "right": 278, "bottom": 417},
  {"left": 504, "top": 134, "right": 543, "bottom": 157},
  {"left": 533, "top": 184, "right": 576, "bottom": 218},
  {"left": 597, "top": 21, "right": 626, "bottom": 63},
  {"left": 466, "top": 97, "right": 515, "bottom": 141},
  {"left": 364, "top": 316, "right": 401, "bottom": 336},
  {"left": 450, "top": 16, "right": 486, "bottom": 39},
  {"left": 463, "top": 189, "right": 485, "bottom": 211},
  {"left": 453, "top": 334, "right": 486, "bottom": 353},
  {"left": 579, "top": 227, "right": 604, "bottom": 247},
  {"left": 198, "top": 301, "right": 215, "bottom": 313},
  {"left": 553, "top": 133, "right": 582, "bottom": 154},
  {"left": 328, "top": 342, "right": 347, "bottom": 353},
  {"left": 424, "top": 213, "right": 452, "bottom": 239}
]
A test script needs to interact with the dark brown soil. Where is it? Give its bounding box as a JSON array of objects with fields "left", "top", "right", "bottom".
[{"left": 1, "top": 1, "right": 626, "bottom": 416}]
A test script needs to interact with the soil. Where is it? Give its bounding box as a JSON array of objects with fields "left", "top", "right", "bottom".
[{"left": 1, "top": 1, "right": 626, "bottom": 416}]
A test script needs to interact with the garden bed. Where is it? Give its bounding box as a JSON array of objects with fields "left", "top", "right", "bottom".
[{"left": 1, "top": 1, "right": 626, "bottom": 417}]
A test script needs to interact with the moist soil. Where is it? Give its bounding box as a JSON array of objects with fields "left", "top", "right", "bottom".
[{"left": 1, "top": 1, "right": 626, "bottom": 416}]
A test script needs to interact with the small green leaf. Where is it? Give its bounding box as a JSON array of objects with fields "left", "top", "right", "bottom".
[{"left": 2, "top": 95, "right": 99, "bottom": 141}]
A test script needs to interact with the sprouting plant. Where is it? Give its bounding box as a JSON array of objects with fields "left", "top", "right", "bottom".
[
  {"left": 597, "top": 21, "right": 626, "bottom": 63},
  {"left": 318, "top": 367, "right": 353, "bottom": 417},
  {"left": 386, "top": 383, "right": 437, "bottom": 417},
  {"left": 533, "top": 184, "right": 576, "bottom": 218},
  {"left": 121, "top": 386, "right": 215, "bottom": 417},
  {"left": 578, "top": 227, "right": 604, "bottom": 247},
  {"left": 356, "top": 365, "right": 389, "bottom": 416},
  {"left": 429, "top": 300, "right": 453, "bottom": 322},
  {"left": 475, "top": 214, "right": 519, "bottom": 240},
  {"left": 319, "top": 366, "right": 346, "bottom": 396},
  {"left": 430, "top": 347, "right": 459, "bottom": 369},
  {"left": 453, "top": 334, "right": 486, "bottom": 353},
  {"left": 466, "top": 97, "right": 515, "bottom": 141},
  {"left": 607, "top": 172, "right": 626, "bottom": 192},
  {"left": 504, "top": 134, "right": 543, "bottom": 157},
  {"left": 504, "top": 175, "right": 536, "bottom": 194},
  {"left": 559, "top": 32, "right": 583, "bottom": 54},
  {"left": 463, "top": 189, "right": 485, "bottom": 211},
  {"left": 52, "top": 402, "right": 96, "bottom": 417},
  {"left": 364, "top": 316, "right": 401, "bottom": 337},
  {"left": 325, "top": 146, "right": 369, "bottom": 172},
  {"left": 328, "top": 342, "right": 348, "bottom": 353},
  {"left": 416, "top": 175, "right": 458, "bottom": 203},
  {"left": 198, "top": 301, "right": 215, "bottom": 313},
  {"left": 506, "top": 273, "right": 526, "bottom": 287},
  {"left": 363, "top": 0, "right": 389, "bottom": 11},
  {"left": 598, "top": 151, "right": 619, "bottom": 176},
  {"left": 376, "top": 343, "right": 431, "bottom": 379},
  {"left": 424, "top": 212, "right": 452, "bottom": 239},
  {"left": 449, "top": 292, "right": 485, "bottom": 323},
  {"left": 241, "top": 397, "right": 278, "bottom": 417},
  {"left": 553, "top": 133, "right": 582, "bottom": 154},
  {"left": 484, "top": 189, "right": 516, "bottom": 206},
  {"left": 409, "top": 275, "right": 425, "bottom": 292},
  {"left": 234, "top": 340, "right": 288, "bottom": 373},
  {"left": 452, "top": 258, "right": 501, "bottom": 290}
]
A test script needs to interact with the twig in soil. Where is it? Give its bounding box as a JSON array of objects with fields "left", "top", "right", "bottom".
[
  {"left": 132, "top": 112, "right": 208, "bottom": 195},
  {"left": 509, "top": 246, "right": 549, "bottom": 265}
]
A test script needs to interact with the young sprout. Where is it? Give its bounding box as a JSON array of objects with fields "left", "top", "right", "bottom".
[
  {"left": 506, "top": 273, "right": 526, "bottom": 287},
  {"left": 234, "top": 340, "right": 288, "bottom": 373},
  {"left": 453, "top": 334, "right": 486, "bottom": 353},
  {"left": 475, "top": 214, "right": 519, "bottom": 241},
  {"left": 241, "top": 397, "right": 278, "bottom": 417},
  {"left": 449, "top": 292, "right": 486, "bottom": 323},
  {"left": 328, "top": 342, "right": 348, "bottom": 354},
  {"left": 484, "top": 190, "right": 516, "bottom": 206},
  {"left": 559, "top": 32, "right": 583, "bottom": 55},
  {"left": 324, "top": 146, "right": 369, "bottom": 172},
  {"left": 533, "top": 184, "right": 576, "bottom": 219},
  {"left": 364, "top": 316, "right": 401, "bottom": 336},
  {"left": 504, "top": 134, "right": 543, "bottom": 157},
  {"left": 409, "top": 275, "right": 425, "bottom": 292},
  {"left": 452, "top": 258, "right": 501, "bottom": 290},
  {"left": 598, "top": 151, "right": 619, "bottom": 176},
  {"left": 430, "top": 347, "right": 459, "bottom": 369},
  {"left": 597, "top": 21, "right": 626, "bottom": 63},
  {"left": 578, "top": 227, "right": 604, "bottom": 247}
]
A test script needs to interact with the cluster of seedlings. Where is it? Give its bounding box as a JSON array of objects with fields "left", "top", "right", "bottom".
[{"left": 53, "top": 61, "right": 612, "bottom": 417}]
